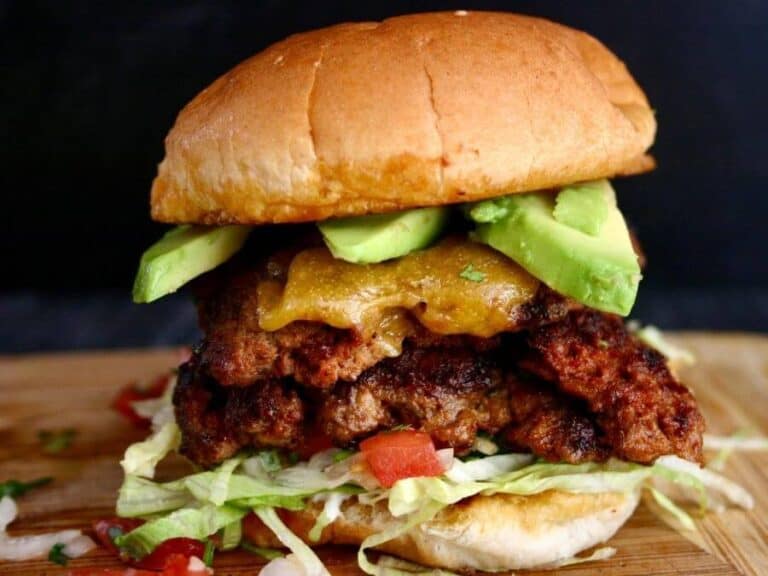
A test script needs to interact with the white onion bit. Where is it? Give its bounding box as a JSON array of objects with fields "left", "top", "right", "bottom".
[
  {"left": 259, "top": 553, "right": 308, "bottom": 576},
  {"left": 0, "top": 496, "right": 96, "bottom": 562}
]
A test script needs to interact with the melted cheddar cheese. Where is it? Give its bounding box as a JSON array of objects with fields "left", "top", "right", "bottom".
[{"left": 258, "top": 238, "right": 539, "bottom": 339}]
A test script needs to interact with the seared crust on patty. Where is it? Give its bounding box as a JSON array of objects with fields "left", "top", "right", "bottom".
[
  {"left": 175, "top": 336, "right": 509, "bottom": 465},
  {"left": 505, "top": 375, "right": 610, "bottom": 463},
  {"left": 174, "top": 309, "right": 704, "bottom": 467},
  {"left": 174, "top": 370, "right": 305, "bottom": 465},
  {"left": 522, "top": 310, "right": 704, "bottom": 463},
  {"left": 319, "top": 338, "right": 510, "bottom": 450}
]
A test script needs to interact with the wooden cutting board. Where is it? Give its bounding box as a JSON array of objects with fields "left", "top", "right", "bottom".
[{"left": 1, "top": 333, "right": 767, "bottom": 575}]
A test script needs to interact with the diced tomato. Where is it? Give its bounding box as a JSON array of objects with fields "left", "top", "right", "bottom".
[
  {"left": 112, "top": 373, "right": 173, "bottom": 428},
  {"left": 159, "top": 554, "right": 210, "bottom": 575},
  {"left": 133, "top": 539, "right": 205, "bottom": 571},
  {"left": 360, "top": 430, "right": 444, "bottom": 488},
  {"left": 92, "top": 517, "right": 145, "bottom": 555}
]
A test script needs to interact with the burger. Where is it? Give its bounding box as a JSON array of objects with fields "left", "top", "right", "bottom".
[{"left": 116, "top": 11, "right": 750, "bottom": 575}]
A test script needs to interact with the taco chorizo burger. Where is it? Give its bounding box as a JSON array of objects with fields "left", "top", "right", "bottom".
[{"left": 115, "top": 11, "right": 749, "bottom": 575}]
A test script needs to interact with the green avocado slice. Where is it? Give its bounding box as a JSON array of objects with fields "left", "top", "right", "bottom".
[
  {"left": 318, "top": 206, "right": 449, "bottom": 264},
  {"left": 132, "top": 225, "right": 251, "bottom": 303},
  {"left": 469, "top": 180, "right": 641, "bottom": 316},
  {"left": 553, "top": 181, "right": 610, "bottom": 236}
]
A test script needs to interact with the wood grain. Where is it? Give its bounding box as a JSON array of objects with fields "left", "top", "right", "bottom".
[{"left": 0, "top": 333, "right": 766, "bottom": 575}]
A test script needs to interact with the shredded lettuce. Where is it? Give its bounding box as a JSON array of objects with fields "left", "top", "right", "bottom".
[
  {"left": 443, "top": 453, "right": 533, "bottom": 483},
  {"left": 254, "top": 507, "right": 329, "bottom": 576},
  {"left": 117, "top": 475, "right": 190, "bottom": 517},
  {"left": 131, "top": 375, "right": 178, "bottom": 431},
  {"left": 120, "top": 421, "right": 180, "bottom": 478},
  {"left": 209, "top": 457, "right": 243, "bottom": 506},
  {"left": 704, "top": 433, "right": 768, "bottom": 452},
  {"left": 358, "top": 500, "right": 449, "bottom": 576},
  {"left": 221, "top": 520, "right": 242, "bottom": 551},
  {"left": 308, "top": 492, "right": 350, "bottom": 542},
  {"left": 704, "top": 431, "right": 768, "bottom": 471},
  {"left": 654, "top": 455, "right": 753, "bottom": 510},
  {"left": 114, "top": 436, "right": 754, "bottom": 575},
  {"left": 630, "top": 323, "right": 696, "bottom": 366},
  {"left": 116, "top": 504, "right": 246, "bottom": 558},
  {"left": 648, "top": 486, "right": 696, "bottom": 531}
]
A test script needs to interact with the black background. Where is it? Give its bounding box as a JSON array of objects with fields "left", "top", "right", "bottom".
[{"left": 2, "top": 1, "right": 767, "bottom": 351}]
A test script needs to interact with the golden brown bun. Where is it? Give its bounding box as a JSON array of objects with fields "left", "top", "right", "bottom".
[
  {"left": 244, "top": 490, "right": 640, "bottom": 571},
  {"left": 151, "top": 11, "right": 656, "bottom": 225}
]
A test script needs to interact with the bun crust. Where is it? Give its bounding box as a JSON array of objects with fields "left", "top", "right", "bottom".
[
  {"left": 151, "top": 12, "right": 656, "bottom": 225},
  {"left": 243, "top": 490, "right": 640, "bottom": 571}
]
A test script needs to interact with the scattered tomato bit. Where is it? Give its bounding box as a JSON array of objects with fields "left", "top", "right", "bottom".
[
  {"left": 132, "top": 539, "right": 206, "bottom": 571},
  {"left": 92, "top": 518, "right": 145, "bottom": 556},
  {"left": 112, "top": 373, "right": 173, "bottom": 428}
]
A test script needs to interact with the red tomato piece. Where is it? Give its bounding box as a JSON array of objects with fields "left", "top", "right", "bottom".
[
  {"left": 112, "top": 373, "right": 173, "bottom": 428},
  {"left": 360, "top": 430, "right": 444, "bottom": 488},
  {"left": 92, "top": 517, "right": 145, "bottom": 555},
  {"left": 133, "top": 538, "right": 205, "bottom": 571},
  {"left": 160, "top": 553, "right": 210, "bottom": 576}
]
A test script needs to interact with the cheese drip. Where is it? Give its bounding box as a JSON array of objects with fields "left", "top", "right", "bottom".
[{"left": 258, "top": 238, "right": 540, "bottom": 338}]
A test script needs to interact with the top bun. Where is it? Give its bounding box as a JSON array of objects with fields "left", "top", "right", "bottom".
[{"left": 151, "top": 11, "right": 656, "bottom": 225}]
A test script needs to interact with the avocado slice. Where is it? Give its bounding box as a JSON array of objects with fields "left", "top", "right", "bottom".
[
  {"left": 132, "top": 225, "right": 251, "bottom": 303},
  {"left": 318, "top": 206, "right": 449, "bottom": 264},
  {"left": 469, "top": 180, "right": 641, "bottom": 315},
  {"left": 553, "top": 180, "right": 610, "bottom": 236}
]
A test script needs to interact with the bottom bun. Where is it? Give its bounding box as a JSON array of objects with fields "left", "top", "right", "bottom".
[{"left": 243, "top": 489, "right": 641, "bottom": 571}]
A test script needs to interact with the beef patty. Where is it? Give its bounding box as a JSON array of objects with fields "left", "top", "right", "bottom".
[
  {"left": 174, "top": 309, "right": 704, "bottom": 467},
  {"left": 193, "top": 258, "right": 575, "bottom": 388}
]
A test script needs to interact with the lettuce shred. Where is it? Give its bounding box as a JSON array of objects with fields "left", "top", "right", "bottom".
[{"left": 115, "top": 432, "right": 754, "bottom": 575}]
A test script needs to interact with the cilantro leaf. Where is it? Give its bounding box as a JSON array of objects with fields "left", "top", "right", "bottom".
[
  {"left": 332, "top": 449, "right": 355, "bottom": 463},
  {"left": 0, "top": 477, "right": 52, "bottom": 498},
  {"left": 203, "top": 539, "right": 216, "bottom": 566},
  {"left": 48, "top": 543, "right": 70, "bottom": 566},
  {"left": 459, "top": 264, "right": 486, "bottom": 282},
  {"left": 38, "top": 429, "right": 77, "bottom": 454}
]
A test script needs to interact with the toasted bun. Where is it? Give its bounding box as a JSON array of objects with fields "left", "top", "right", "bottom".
[
  {"left": 243, "top": 490, "right": 640, "bottom": 571},
  {"left": 151, "top": 11, "right": 656, "bottom": 225}
]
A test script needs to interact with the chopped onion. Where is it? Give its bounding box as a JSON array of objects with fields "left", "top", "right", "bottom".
[
  {"left": 704, "top": 433, "right": 768, "bottom": 452},
  {"left": 0, "top": 497, "right": 15, "bottom": 532},
  {"left": 0, "top": 496, "right": 96, "bottom": 561},
  {"left": 435, "top": 448, "right": 454, "bottom": 473},
  {"left": 188, "top": 555, "right": 214, "bottom": 574},
  {"left": 309, "top": 492, "right": 350, "bottom": 541},
  {"left": 260, "top": 553, "right": 310, "bottom": 576},
  {"left": 62, "top": 534, "right": 98, "bottom": 558}
]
